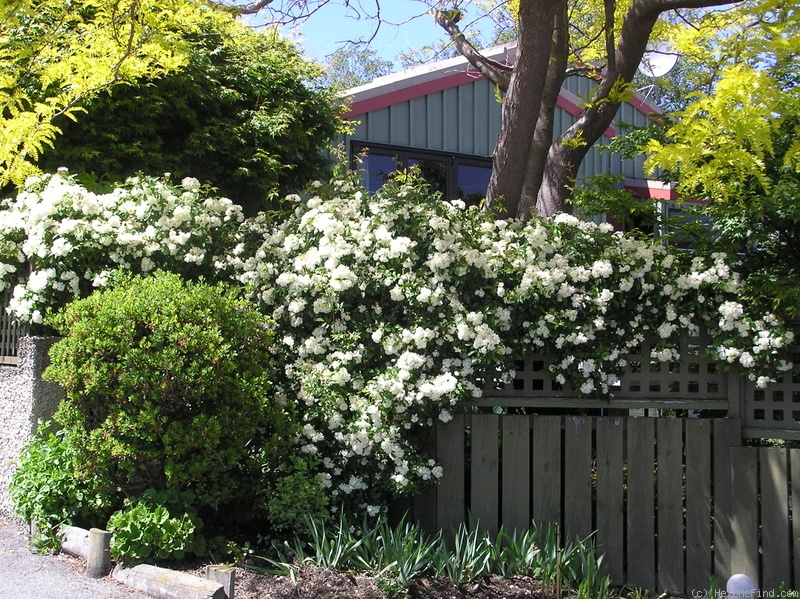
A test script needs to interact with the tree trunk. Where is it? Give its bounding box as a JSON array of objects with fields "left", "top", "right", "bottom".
[
  {"left": 484, "top": 0, "right": 559, "bottom": 217},
  {"left": 517, "top": 0, "right": 569, "bottom": 220},
  {"left": 537, "top": 141, "right": 586, "bottom": 216}
]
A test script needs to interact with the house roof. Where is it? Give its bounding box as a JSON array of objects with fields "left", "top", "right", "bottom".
[{"left": 342, "top": 41, "right": 661, "bottom": 139}]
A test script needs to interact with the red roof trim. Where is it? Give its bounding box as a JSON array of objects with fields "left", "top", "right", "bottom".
[
  {"left": 555, "top": 93, "right": 617, "bottom": 139},
  {"left": 624, "top": 178, "right": 679, "bottom": 200},
  {"left": 343, "top": 70, "right": 484, "bottom": 118}
]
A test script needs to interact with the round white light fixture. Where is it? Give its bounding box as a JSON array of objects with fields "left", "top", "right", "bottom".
[{"left": 726, "top": 573, "right": 757, "bottom": 598}]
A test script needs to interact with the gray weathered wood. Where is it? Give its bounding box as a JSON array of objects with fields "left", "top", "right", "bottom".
[
  {"left": 563, "top": 416, "right": 592, "bottom": 541},
  {"left": 437, "top": 414, "right": 466, "bottom": 536},
  {"left": 685, "top": 419, "right": 712, "bottom": 592},
  {"left": 501, "top": 415, "right": 531, "bottom": 534},
  {"left": 792, "top": 450, "right": 800, "bottom": 590},
  {"left": 596, "top": 417, "right": 624, "bottom": 585},
  {"left": 471, "top": 413, "right": 500, "bottom": 534},
  {"left": 206, "top": 565, "right": 235, "bottom": 599},
  {"left": 656, "top": 418, "right": 684, "bottom": 595},
  {"left": 712, "top": 419, "right": 738, "bottom": 582},
  {"left": 413, "top": 431, "right": 438, "bottom": 534},
  {"left": 531, "top": 416, "right": 562, "bottom": 529},
  {"left": 759, "top": 448, "right": 789, "bottom": 592},
  {"left": 730, "top": 447, "right": 759, "bottom": 579},
  {"left": 626, "top": 418, "right": 656, "bottom": 590},
  {"left": 85, "top": 528, "right": 112, "bottom": 578}
]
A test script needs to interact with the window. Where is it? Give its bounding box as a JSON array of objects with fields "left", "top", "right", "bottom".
[{"left": 351, "top": 142, "right": 492, "bottom": 206}]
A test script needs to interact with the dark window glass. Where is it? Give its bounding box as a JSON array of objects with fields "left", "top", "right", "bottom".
[
  {"left": 457, "top": 163, "right": 492, "bottom": 207},
  {"left": 360, "top": 153, "right": 398, "bottom": 193},
  {"left": 351, "top": 142, "right": 491, "bottom": 202},
  {"left": 409, "top": 158, "right": 448, "bottom": 197}
]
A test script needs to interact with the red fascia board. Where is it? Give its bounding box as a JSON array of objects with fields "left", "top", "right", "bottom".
[
  {"left": 343, "top": 70, "right": 484, "bottom": 118},
  {"left": 555, "top": 94, "right": 617, "bottom": 139},
  {"left": 624, "top": 179, "right": 679, "bottom": 201}
]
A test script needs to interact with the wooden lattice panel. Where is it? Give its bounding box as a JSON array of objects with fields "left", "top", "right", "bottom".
[
  {"left": 744, "top": 342, "right": 800, "bottom": 431},
  {"left": 483, "top": 334, "right": 728, "bottom": 400},
  {"left": 613, "top": 336, "right": 727, "bottom": 400}
]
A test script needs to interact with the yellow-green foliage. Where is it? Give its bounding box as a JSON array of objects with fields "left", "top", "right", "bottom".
[
  {"left": 645, "top": 66, "right": 780, "bottom": 201},
  {"left": 0, "top": 0, "right": 234, "bottom": 187},
  {"left": 646, "top": 0, "right": 800, "bottom": 201}
]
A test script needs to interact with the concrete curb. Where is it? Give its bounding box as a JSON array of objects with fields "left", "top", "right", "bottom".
[
  {"left": 113, "top": 564, "right": 226, "bottom": 599},
  {"left": 57, "top": 524, "right": 233, "bottom": 599}
]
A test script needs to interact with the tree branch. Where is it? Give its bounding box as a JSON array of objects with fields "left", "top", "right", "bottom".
[{"left": 434, "top": 9, "right": 512, "bottom": 91}]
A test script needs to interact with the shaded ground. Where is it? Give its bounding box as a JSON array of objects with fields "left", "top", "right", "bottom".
[
  {"left": 217, "top": 563, "right": 579, "bottom": 599},
  {"left": 0, "top": 515, "right": 151, "bottom": 599}
]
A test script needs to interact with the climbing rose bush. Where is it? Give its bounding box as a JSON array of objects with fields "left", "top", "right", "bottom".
[
  {"left": 0, "top": 170, "right": 243, "bottom": 324},
  {"left": 230, "top": 172, "right": 794, "bottom": 514}
]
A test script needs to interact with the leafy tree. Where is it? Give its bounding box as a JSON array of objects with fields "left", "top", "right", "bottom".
[
  {"left": 214, "top": 0, "right": 776, "bottom": 219},
  {"left": 37, "top": 18, "right": 347, "bottom": 214},
  {"left": 640, "top": 1, "right": 800, "bottom": 317},
  {"left": 575, "top": 1, "right": 800, "bottom": 317},
  {"left": 317, "top": 46, "right": 394, "bottom": 90},
  {"left": 0, "top": 0, "right": 217, "bottom": 188}
]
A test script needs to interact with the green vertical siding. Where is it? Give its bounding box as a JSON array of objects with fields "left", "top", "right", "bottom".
[{"left": 346, "top": 76, "right": 653, "bottom": 181}]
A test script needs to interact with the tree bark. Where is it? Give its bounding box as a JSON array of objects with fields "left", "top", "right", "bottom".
[
  {"left": 531, "top": 0, "right": 740, "bottom": 216},
  {"left": 483, "top": 0, "right": 560, "bottom": 217},
  {"left": 517, "top": 0, "right": 569, "bottom": 219}
]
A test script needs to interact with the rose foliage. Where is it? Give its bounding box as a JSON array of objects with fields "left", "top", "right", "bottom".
[
  {"left": 1, "top": 169, "right": 795, "bottom": 517},
  {"left": 229, "top": 172, "right": 794, "bottom": 512}
]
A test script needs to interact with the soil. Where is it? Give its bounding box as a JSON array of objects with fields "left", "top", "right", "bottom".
[{"left": 211, "top": 562, "right": 576, "bottom": 599}]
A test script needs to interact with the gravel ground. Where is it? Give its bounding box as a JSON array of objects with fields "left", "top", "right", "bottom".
[{"left": 0, "top": 514, "right": 152, "bottom": 599}]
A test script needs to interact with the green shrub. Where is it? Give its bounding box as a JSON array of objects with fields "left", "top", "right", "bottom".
[
  {"left": 43, "top": 271, "right": 293, "bottom": 515},
  {"left": 108, "top": 489, "right": 206, "bottom": 563},
  {"left": 9, "top": 422, "right": 114, "bottom": 537}
]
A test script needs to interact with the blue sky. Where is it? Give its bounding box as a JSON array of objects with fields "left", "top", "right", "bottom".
[
  {"left": 290, "top": 1, "right": 443, "bottom": 62},
  {"left": 244, "top": 1, "right": 496, "bottom": 67}
]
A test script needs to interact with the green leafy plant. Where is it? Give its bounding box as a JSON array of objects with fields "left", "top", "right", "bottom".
[
  {"left": 431, "top": 520, "right": 493, "bottom": 582},
  {"left": 43, "top": 271, "right": 292, "bottom": 517},
  {"left": 255, "top": 512, "right": 613, "bottom": 597},
  {"left": 107, "top": 489, "right": 206, "bottom": 563},
  {"left": 9, "top": 421, "right": 113, "bottom": 546}
]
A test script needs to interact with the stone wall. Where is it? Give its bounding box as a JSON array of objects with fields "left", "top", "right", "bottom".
[{"left": 0, "top": 337, "right": 63, "bottom": 515}]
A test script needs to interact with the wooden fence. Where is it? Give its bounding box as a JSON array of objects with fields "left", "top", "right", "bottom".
[
  {"left": 412, "top": 414, "right": 798, "bottom": 595},
  {"left": 0, "top": 291, "right": 24, "bottom": 365},
  {"left": 410, "top": 332, "right": 800, "bottom": 595}
]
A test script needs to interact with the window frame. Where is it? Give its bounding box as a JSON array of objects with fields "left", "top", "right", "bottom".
[{"left": 350, "top": 141, "right": 492, "bottom": 204}]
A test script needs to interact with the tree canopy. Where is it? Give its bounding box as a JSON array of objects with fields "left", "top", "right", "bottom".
[
  {"left": 0, "top": 0, "right": 224, "bottom": 187},
  {"left": 36, "top": 17, "right": 347, "bottom": 214}
]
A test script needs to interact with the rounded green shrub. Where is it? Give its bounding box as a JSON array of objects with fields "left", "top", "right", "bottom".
[{"left": 44, "top": 271, "right": 292, "bottom": 515}]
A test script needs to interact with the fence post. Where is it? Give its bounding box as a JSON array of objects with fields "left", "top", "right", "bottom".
[
  {"left": 85, "top": 528, "right": 112, "bottom": 578},
  {"left": 206, "top": 565, "right": 235, "bottom": 599}
]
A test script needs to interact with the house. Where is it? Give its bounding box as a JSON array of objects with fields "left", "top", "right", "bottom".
[{"left": 339, "top": 41, "right": 678, "bottom": 210}]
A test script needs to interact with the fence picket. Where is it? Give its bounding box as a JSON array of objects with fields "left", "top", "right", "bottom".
[
  {"left": 563, "top": 417, "right": 592, "bottom": 541},
  {"left": 627, "top": 418, "right": 656, "bottom": 590},
  {"left": 471, "top": 414, "right": 500, "bottom": 534},
  {"left": 712, "top": 419, "right": 738, "bottom": 582},
  {"left": 792, "top": 450, "right": 800, "bottom": 591},
  {"left": 596, "top": 418, "right": 625, "bottom": 584},
  {"left": 730, "top": 447, "right": 759, "bottom": 581},
  {"left": 760, "top": 448, "right": 790, "bottom": 591},
  {"left": 685, "top": 419, "right": 712, "bottom": 592},
  {"left": 657, "top": 418, "right": 684, "bottom": 594},
  {"left": 531, "top": 416, "right": 561, "bottom": 530},
  {"left": 501, "top": 415, "right": 531, "bottom": 534},
  {"left": 436, "top": 414, "right": 466, "bottom": 537}
]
